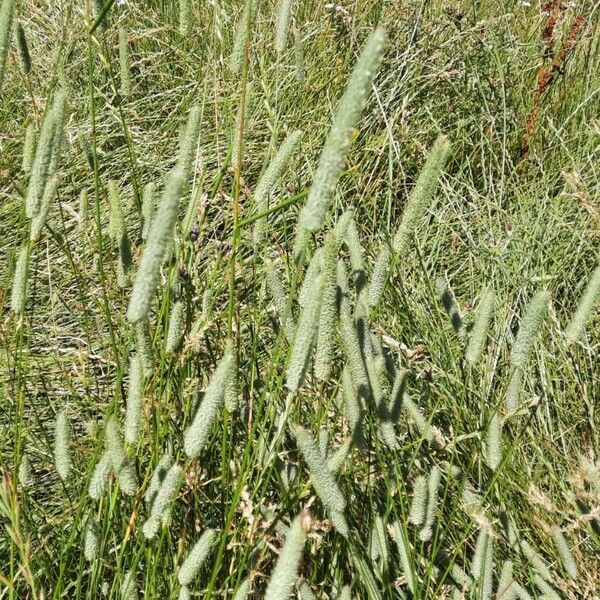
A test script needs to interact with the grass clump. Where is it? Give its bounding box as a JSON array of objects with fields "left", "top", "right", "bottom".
[{"left": 2, "top": 2, "right": 599, "bottom": 598}]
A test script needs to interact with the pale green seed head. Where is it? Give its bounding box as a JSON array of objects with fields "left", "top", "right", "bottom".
[
  {"left": 178, "top": 528, "right": 219, "bottom": 586},
  {"left": 54, "top": 409, "right": 72, "bottom": 482},
  {"left": 264, "top": 514, "right": 307, "bottom": 600},
  {"left": 298, "top": 28, "right": 386, "bottom": 233}
]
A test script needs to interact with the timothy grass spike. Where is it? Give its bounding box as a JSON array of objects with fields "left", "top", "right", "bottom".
[
  {"left": 177, "top": 104, "right": 201, "bottom": 178},
  {"left": 436, "top": 277, "right": 465, "bottom": 336},
  {"left": 142, "top": 463, "right": 184, "bottom": 538},
  {"left": 510, "top": 290, "right": 550, "bottom": 371},
  {"left": 166, "top": 301, "right": 185, "bottom": 353},
  {"left": 54, "top": 410, "right": 71, "bottom": 481},
  {"left": 297, "top": 28, "right": 385, "bottom": 234},
  {"left": 84, "top": 519, "right": 99, "bottom": 562},
  {"left": 105, "top": 417, "right": 137, "bottom": 496},
  {"left": 22, "top": 122, "right": 35, "bottom": 173},
  {"left": 264, "top": 513, "right": 308, "bottom": 600},
  {"left": 293, "top": 425, "right": 347, "bottom": 529},
  {"left": 30, "top": 175, "right": 59, "bottom": 243},
  {"left": 124, "top": 354, "right": 144, "bottom": 444},
  {"left": 14, "top": 20, "right": 31, "bottom": 74},
  {"left": 121, "top": 570, "right": 138, "bottom": 600},
  {"left": 565, "top": 263, "right": 600, "bottom": 343},
  {"left": 11, "top": 243, "right": 30, "bottom": 314},
  {"left": 551, "top": 526, "right": 577, "bottom": 579},
  {"left": 314, "top": 233, "right": 339, "bottom": 380},
  {"left": 274, "top": 0, "right": 294, "bottom": 53},
  {"left": 179, "top": 0, "right": 190, "bottom": 36},
  {"left": 392, "top": 135, "right": 450, "bottom": 256},
  {"left": 229, "top": 0, "right": 257, "bottom": 74},
  {"left": 178, "top": 529, "right": 218, "bottom": 585},
  {"left": 141, "top": 181, "right": 155, "bottom": 240},
  {"left": 286, "top": 274, "right": 324, "bottom": 392},
  {"left": 184, "top": 348, "right": 235, "bottom": 457},
  {"left": 127, "top": 169, "right": 186, "bottom": 323},
  {"left": 486, "top": 412, "right": 503, "bottom": 471},
  {"left": 409, "top": 475, "right": 428, "bottom": 526},
  {"left": 0, "top": 0, "right": 14, "bottom": 92},
  {"left": 368, "top": 243, "right": 391, "bottom": 308},
  {"left": 25, "top": 88, "right": 68, "bottom": 219},
  {"left": 419, "top": 465, "right": 441, "bottom": 541},
  {"left": 466, "top": 288, "right": 495, "bottom": 364},
  {"left": 265, "top": 261, "right": 295, "bottom": 341},
  {"left": 295, "top": 30, "right": 385, "bottom": 248},
  {"left": 145, "top": 453, "right": 173, "bottom": 509},
  {"left": 119, "top": 27, "right": 131, "bottom": 96},
  {"left": 252, "top": 129, "right": 302, "bottom": 246},
  {"left": 88, "top": 451, "right": 111, "bottom": 500}
]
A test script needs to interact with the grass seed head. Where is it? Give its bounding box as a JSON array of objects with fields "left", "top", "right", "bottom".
[
  {"left": 127, "top": 169, "right": 186, "bottom": 323},
  {"left": 392, "top": 134, "right": 451, "bottom": 256},
  {"left": 124, "top": 353, "right": 144, "bottom": 444},
  {"left": 11, "top": 243, "right": 30, "bottom": 314},
  {"left": 177, "top": 528, "right": 219, "bottom": 586},
  {"left": 166, "top": 301, "right": 185, "bottom": 354},
  {"left": 551, "top": 526, "right": 578, "bottom": 579},
  {"left": 264, "top": 514, "right": 307, "bottom": 600},
  {"left": 565, "top": 264, "right": 600, "bottom": 344},
  {"left": 510, "top": 290, "right": 550, "bottom": 371},
  {"left": 298, "top": 28, "right": 386, "bottom": 233},
  {"left": 293, "top": 424, "right": 347, "bottom": 517},
  {"left": 314, "top": 233, "right": 339, "bottom": 381},
  {"left": 54, "top": 409, "right": 72, "bottom": 482},
  {"left": 14, "top": 20, "right": 31, "bottom": 74},
  {"left": 274, "top": 0, "right": 294, "bottom": 53},
  {"left": 466, "top": 288, "right": 495, "bottom": 364},
  {"left": 184, "top": 349, "right": 235, "bottom": 457},
  {"left": 0, "top": 0, "right": 15, "bottom": 92},
  {"left": 84, "top": 519, "right": 99, "bottom": 562},
  {"left": 22, "top": 122, "right": 35, "bottom": 172},
  {"left": 119, "top": 27, "right": 131, "bottom": 96},
  {"left": 88, "top": 451, "right": 111, "bottom": 500}
]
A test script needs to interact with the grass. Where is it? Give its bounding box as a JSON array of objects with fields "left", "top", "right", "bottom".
[{"left": 1, "top": 0, "right": 599, "bottom": 598}]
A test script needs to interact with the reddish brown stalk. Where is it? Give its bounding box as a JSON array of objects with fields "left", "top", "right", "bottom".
[{"left": 520, "top": 9, "right": 584, "bottom": 158}]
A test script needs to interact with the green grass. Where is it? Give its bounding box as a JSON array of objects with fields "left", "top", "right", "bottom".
[{"left": 1, "top": 0, "right": 599, "bottom": 599}]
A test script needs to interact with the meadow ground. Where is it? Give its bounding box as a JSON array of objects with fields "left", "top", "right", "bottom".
[{"left": 0, "top": 0, "right": 599, "bottom": 598}]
